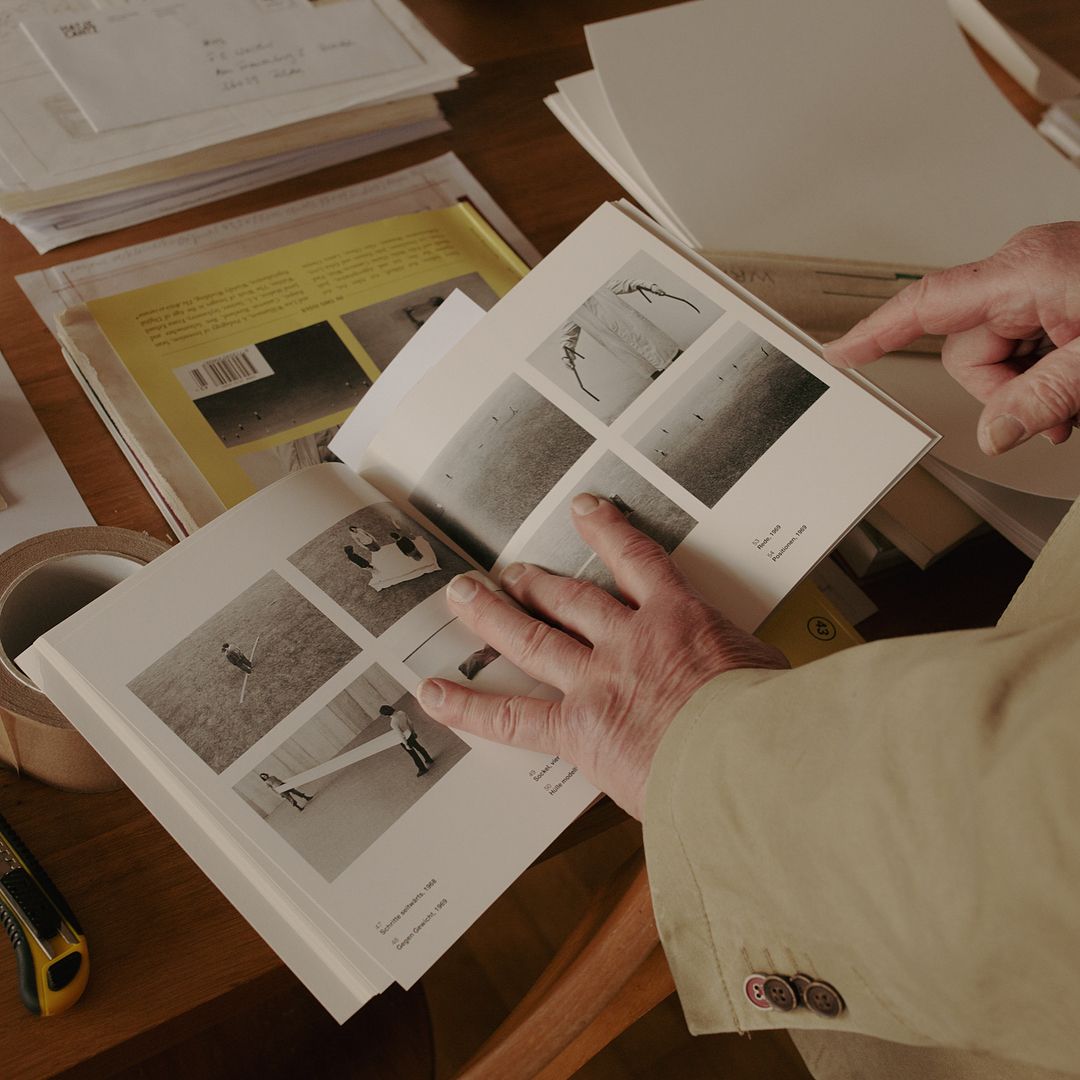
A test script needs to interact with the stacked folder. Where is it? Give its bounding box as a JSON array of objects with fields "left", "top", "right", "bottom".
[{"left": 0, "top": 0, "right": 470, "bottom": 252}]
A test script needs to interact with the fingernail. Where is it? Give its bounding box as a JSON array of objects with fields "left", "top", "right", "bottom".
[
  {"left": 418, "top": 679, "right": 444, "bottom": 709},
  {"left": 501, "top": 562, "right": 526, "bottom": 586},
  {"left": 1040, "top": 432, "right": 1057, "bottom": 445},
  {"left": 448, "top": 575, "right": 479, "bottom": 603},
  {"left": 572, "top": 492, "right": 601, "bottom": 515},
  {"left": 979, "top": 414, "right": 1026, "bottom": 455}
]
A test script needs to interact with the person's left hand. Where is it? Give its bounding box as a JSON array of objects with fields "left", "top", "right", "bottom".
[{"left": 417, "top": 494, "right": 788, "bottom": 819}]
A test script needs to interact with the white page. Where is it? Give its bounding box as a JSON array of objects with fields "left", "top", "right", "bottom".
[
  {"left": 23, "top": 464, "right": 596, "bottom": 993},
  {"left": 553, "top": 71, "right": 688, "bottom": 244},
  {"left": 0, "top": 348, "right": 94, "bottom": 551},
  {"left": 359, "top": 203, "right": 935, "bottom": 633},
  {"left": 545, "top": 88, "right": 693, "bottom": 246},
  {"left": 921, "top": 457, "right": 1070, "bottom": 559},
  {"left": 330, "top": 291, "right": 486, "bottom": 468},
  {"left": 0, "top": 0, "right": 468, "bottom": 190},
  {"left": 23, "top": 0, "right": 425, "bottom": 132},
  {"left": 19, "top": 643, "right": 389, "bottom": 1021},
  {"left": 864, "top": 353, "right": 1080, "bottom": 501},
  {"left": 586, "top": 0, "right": 1080, "bottom": 265}
]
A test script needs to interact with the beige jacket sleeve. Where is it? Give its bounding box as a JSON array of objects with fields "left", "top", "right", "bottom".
[{"left": 644, "top": 497, "right": 1080, "bottom": 1075}]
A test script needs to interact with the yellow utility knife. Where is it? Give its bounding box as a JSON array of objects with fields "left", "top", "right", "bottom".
[{"left": 0, "top": 812, "right": 88, "bottom": 1015}]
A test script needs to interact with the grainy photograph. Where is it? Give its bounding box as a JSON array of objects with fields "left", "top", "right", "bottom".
[
  {"left": 516, "top": 453, "right": 697, "bottom": 595},
  {"left": 182, "top": 322, "right": 370, "bottom": 447},
  {"left": 339, "top": 273, "right": 499, "bottom": 370},
  {"left": 526, "top": 251, "right": 725, "bottom": 423},
  {"left": 233, "top": 665, "right": 469, "bottom": 881},
  {"left": 235, "top": 424, "right": 341, "bottom": 490},
  {"left": 128, "top": 573, "right": 361, "bottom": 773},
  {"left": 410, "top": 376, "right": 594, "bottom": 569},
  {"left": 288, "top": 502, "right": 471, "bottom": 638},
  {"left": 401, "top": 606, "right": 540, "bottom": 698},
  {"left": 635, "top": 327, "right": 829, "bottom": 507}
]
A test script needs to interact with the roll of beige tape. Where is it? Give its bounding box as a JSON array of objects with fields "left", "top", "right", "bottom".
[{"left": 0, "top": 527, "right": 169, "bottom": 792}]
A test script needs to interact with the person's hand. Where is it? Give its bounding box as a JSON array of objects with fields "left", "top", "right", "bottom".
[
  {"left": 416, "top": 494, "right": 788, "bottom": 819},
  {"left": 824, "top": 222, "right": 1080, "bottom": 455}
]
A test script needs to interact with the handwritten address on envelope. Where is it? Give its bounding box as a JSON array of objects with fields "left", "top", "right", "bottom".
[{"left": 19, "top": 0, "right": 422, "bottom": 132}]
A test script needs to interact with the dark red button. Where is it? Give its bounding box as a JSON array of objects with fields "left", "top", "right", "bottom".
[{"left": 743, "top": 973, "right": 772, "bottom": 1010}]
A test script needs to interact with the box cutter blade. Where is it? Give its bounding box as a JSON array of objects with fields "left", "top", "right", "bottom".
[{"left": 0, "top": 812, "right": 88, "bottom": 1015}]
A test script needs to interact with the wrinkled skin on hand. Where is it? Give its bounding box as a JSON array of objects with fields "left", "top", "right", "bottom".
[
  {"left": 825, "top": 221, "right": 1080, "bottom": 454},
  {"left": 417, "top": 493, "right": 787, "bottom": 819}
]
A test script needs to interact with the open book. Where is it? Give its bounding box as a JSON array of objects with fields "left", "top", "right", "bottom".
[{"left": 19, "top": 203, "right": 935, "bottom": 1021}]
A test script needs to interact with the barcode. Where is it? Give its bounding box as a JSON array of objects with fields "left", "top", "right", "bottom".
[
  {"left": 175, "top": 345, "right": 274, "bottom": 400},
  {"left": 189, "top": 351, "right": 259, "bottom": 390}
]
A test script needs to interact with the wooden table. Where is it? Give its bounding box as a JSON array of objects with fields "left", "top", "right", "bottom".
[{"left": 0, "top": 2, "right": 1068, "bottom": 1075}]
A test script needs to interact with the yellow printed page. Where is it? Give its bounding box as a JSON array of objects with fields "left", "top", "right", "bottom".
[
  {"left": 756, "top": 578, "right": 863, "bottom": 668},
  {"left": 86, "top": 205, "right": 528, "bottom": 509}
]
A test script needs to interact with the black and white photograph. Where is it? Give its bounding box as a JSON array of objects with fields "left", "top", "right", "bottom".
[
  {"left": 635, "top": 327, "right": 829, "bottom": 507},
  {"left": 235, "top": 424, "right": 341, "bottom": 490},
  {"left": 401, "top": 608, "right": 541, "bottom": 698},
  {"left": 288, "top": 502, "right": 471, "bottom": 637},
  {"left": 233, "top": 665, "right": 469, "bottom": 881},
  {"left": 186, "top": 322, "right": 371, "bottom": 447},
  {"left": 339, "top": 272, "right": 499, "bottom": 370},
  {"left": 525, "top": 251, "right": 725, "bottom": 423},
  {"left": 410, "top": 375, "right": 594, "bottom": 569},
  {"left": 515, "top": 453, "right": 697, "bottom": 595},
  {"left": 127, "top": 573, "right": 361, "bottom": 773}
]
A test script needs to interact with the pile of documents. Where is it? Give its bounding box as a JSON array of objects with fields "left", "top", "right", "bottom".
[
  {"left": 1, "top": 0, "right": 471, "bottom": 252},
  {"left": 546, "top": 0, "right": 1080, "bottom": 558},
  {"left": 548, "top": 0, "right": 1077, "bottom": 265}
]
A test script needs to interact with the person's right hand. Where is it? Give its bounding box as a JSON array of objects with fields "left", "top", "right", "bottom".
[{"left": 824, "top": 222, "right": 1080, "bottom": 455}]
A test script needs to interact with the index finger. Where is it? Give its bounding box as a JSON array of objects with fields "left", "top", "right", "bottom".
[{"left": 825, "top": 260, "right": 1009, "bottom": 368}]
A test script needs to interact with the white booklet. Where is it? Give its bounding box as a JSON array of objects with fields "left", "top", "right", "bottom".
[{"left": 19, "top": 202, "right": 935, "bottom": 1020}]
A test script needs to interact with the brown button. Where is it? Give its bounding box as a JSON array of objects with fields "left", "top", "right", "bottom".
[
  {"left": 762, "top": 975, "right": 798, "bottom": 1012},
  {"left": 804, "top": 979, "right": 845, "bottom": 1018},
  {"left": 743, "top": 973, "right": 772, "bottom": 1011}
]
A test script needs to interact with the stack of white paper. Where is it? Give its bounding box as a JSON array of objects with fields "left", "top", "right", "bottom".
[
  {"left": 548, "top": 0, "right": 1078, "bottom": 264},
  {"left": 1, "top": 0, "right": 470, "bottom": 251},
  {"left": 546, "top": 0, "right": 1080, "bottom": 556}
]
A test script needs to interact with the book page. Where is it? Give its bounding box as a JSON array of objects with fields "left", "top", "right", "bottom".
[
  {"left": 23, "top": 464, "right": 596, "bottom": 1005},
  {"left": 358, "top": 203, "right": 935, "bottom": 632},
  {"left": 64, "top": 202, "right": 528, "bottom": 532}
]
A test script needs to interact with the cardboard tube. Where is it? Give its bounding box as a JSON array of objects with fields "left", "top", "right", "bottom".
[{"left": 0, "top": 527, "right": 168, "bottom": 792}]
